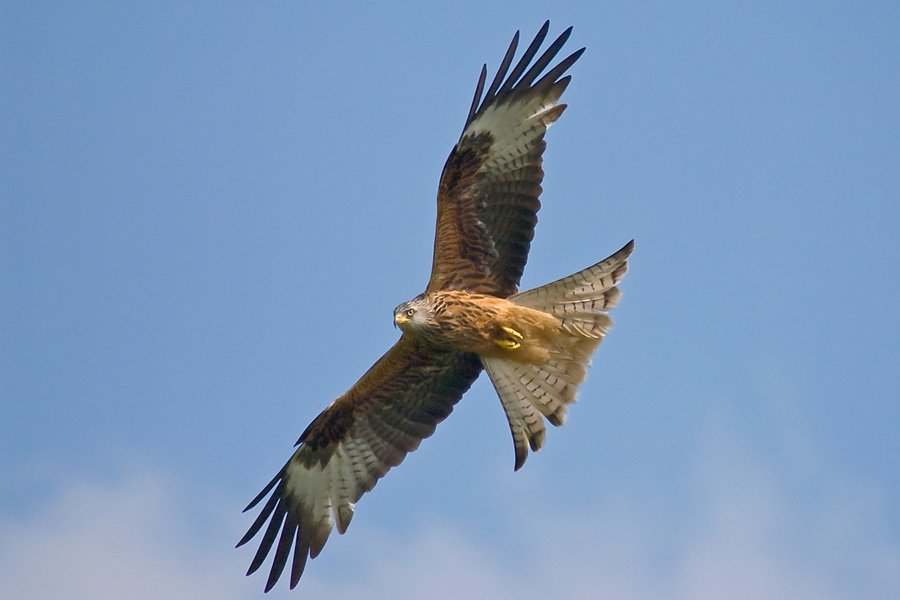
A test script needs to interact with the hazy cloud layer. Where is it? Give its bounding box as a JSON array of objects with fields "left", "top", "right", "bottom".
[
  {"left": 2, "top": 436, "right": 898, "bottom": 599},
  {"left": 309, "top": 435, "right": 900, "bottom": 600},
  {"left": 0, "top": 474, "right": 254, "bottom": 600}
]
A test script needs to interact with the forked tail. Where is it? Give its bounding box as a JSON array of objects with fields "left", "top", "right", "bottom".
[{"left": 481, "top": 240, "right": 633, "bottom": 469}]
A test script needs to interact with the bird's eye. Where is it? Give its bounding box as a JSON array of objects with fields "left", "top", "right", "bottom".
[{"left": 406, "top": 308, "right": 415, "bottom": 317}]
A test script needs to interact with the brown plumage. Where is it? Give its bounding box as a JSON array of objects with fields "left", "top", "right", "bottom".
[{"left": 238, "top": 21, "right": 633, "bottom": 592}]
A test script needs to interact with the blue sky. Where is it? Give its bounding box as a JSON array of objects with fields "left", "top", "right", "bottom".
[{"left": 2, "top": 2, "right": 899, "bottom": 598}]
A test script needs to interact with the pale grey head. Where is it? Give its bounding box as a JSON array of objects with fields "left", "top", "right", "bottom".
[{"left": 392, "top": 294, "right": 435, "bottom": 332}]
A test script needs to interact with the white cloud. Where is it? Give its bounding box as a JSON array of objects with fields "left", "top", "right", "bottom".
[
  {"left": 0, "top": 473, "right": 253, "bottom": 600},
  {"left": 665, "top": 423, "right": 900, "bottom": 600},
  {"left": 2, "top": 431, "right": 898, "bottom": 600},
  {"left": 303, "top": 431, "right": 900, "bottom": 600}
]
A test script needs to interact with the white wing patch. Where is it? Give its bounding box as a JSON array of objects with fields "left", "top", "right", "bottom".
[
  {"left": 280, "top": 414, "right": 423, "bottom": 552},
  {"left": 463, "top": 94, "right": 566, "bottom": 180},
  {"left": 279, "top": 439, "right": 378, "bottom": 560}
]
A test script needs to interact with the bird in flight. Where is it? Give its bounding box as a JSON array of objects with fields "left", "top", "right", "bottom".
[{"left": 238, "top": 21, "right": 633, "bottom": 592}]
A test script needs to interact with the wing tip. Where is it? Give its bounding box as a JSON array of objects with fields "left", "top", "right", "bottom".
[
  {"left": 514, "top": 454, "right": 527, "bottom": 471},
  {"left": 467, "top": 22, "right": 582, "bottom": 126}
]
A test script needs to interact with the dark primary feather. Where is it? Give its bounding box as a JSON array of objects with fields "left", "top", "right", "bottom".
[
  {"left": 478, "top": 30, "right": 517, "bottom": 116},
  {"left": 238, "top": 336, "right": 482, "bottom": 591},
  {"left": 427, "top": 21, "right": 584, "bottom": 297},
  {"left": 517, "top": 25, "right": 573, "bottom": 89},
  {"left": 494, "top": 21, "right": 552, "bottom": 97}
]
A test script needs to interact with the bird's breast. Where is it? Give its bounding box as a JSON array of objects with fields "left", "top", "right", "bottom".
[{"left": 426, "top": 291, "right": 560, "bottom": 361}]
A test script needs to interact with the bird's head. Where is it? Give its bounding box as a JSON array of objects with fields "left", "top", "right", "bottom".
[{"left": 393, "top": 294, "right": 434, "bottom": 332}]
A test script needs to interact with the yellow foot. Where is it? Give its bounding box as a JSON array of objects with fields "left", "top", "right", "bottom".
[{"left": 495, "top": 326, "right": 524, "bottom": 351}]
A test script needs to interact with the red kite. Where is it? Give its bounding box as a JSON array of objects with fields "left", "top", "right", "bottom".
[{"left": 239, "top": 21, "right": 633, "bottom": 591}]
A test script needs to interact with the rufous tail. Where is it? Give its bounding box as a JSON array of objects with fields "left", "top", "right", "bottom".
[{"left": 481, "top": 240, "right": 633, "bottom": 470}]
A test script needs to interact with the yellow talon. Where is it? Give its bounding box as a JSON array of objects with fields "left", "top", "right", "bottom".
[
  {"left": 501, "top": 326, "right": 523, "bottom": 340},
  {"left": 495, "top": 326, "right": 523, "bottom": 351},
  {"left": 495, "top": 339, "right": 521, "bottom": 350}
]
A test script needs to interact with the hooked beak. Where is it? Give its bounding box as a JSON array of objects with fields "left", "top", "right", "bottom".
[{"left": 394, "top": 313, "right": 409, "bottom": 328}]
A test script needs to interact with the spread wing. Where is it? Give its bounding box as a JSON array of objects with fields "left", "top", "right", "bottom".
[
  {"left": 237, "top": 336, "right": 481, "bottom": 591},
  {"left": 427, "top": 21, "right": 584, "bottom": 297}
]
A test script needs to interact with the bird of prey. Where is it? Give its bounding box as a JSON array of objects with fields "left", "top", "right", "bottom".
[{"left": 238, "top": 22, "right": 633, "bottom": 592}]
